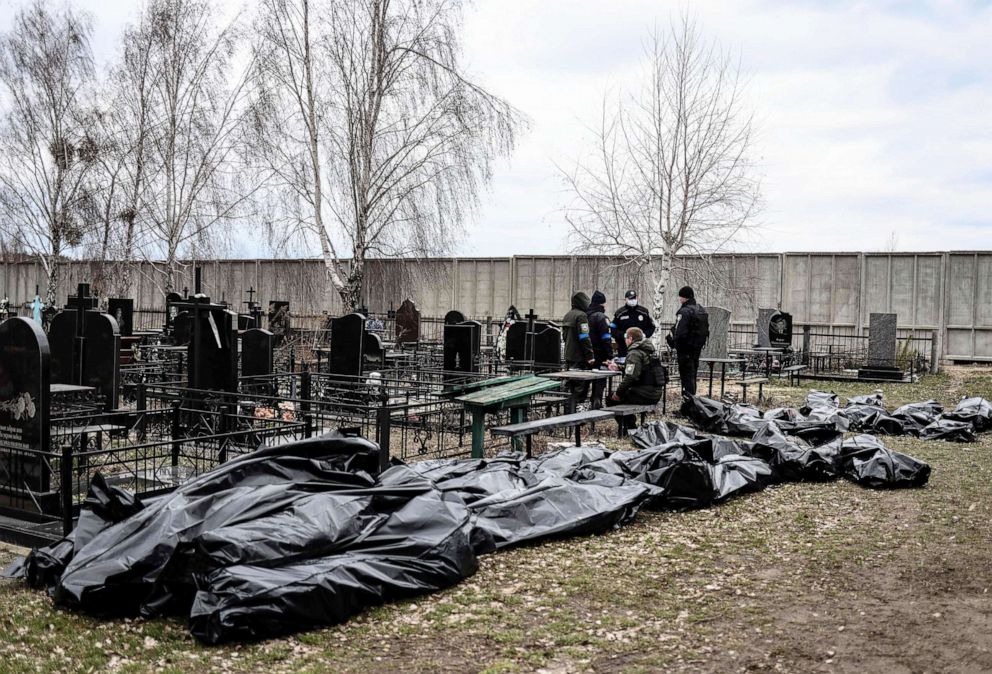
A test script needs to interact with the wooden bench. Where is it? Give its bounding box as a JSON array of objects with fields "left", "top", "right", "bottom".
[
  {"left": 781, "top": 364, "right": 808, "bottom": 386},
  {"left": 604, "top": 403, "right": 659, "bottom": 434},
  {"left": 736, "top": 377, "right": 768, "bottom": 403},
  {"left": 456, "top": 376, "right": 563, "bottom": 458},
  {"left": 491, "top": 409, "right": 613, "bottom": 456}
]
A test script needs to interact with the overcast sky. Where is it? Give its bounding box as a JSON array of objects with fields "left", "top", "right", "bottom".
[{"left": 2, "top": 0, "right": 989, "bottom": 257}]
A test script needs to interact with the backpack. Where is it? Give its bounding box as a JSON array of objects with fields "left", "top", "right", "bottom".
[
  {"left": 690, "top": 305, "right": 709, "bottom": 348},
  {"left": 638, "top": 355, "right": 668, "bottom": 388}
]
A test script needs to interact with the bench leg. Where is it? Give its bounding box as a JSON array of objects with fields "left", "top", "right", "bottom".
[
  {"left": 526, "top": 434, "right": 532, "bottom": 458},
  {"left": 758, "top": 383, "right": 765, "bottom": 404},
  {"left": 741, "top": 385, "right": 747, "bottom": 404},
  {"left": 510, "top": 407, "right": 526, "bottom": 453},
  {"left": 575, "top": 424, "right": 582, "bottom": 447},
  {"left": 471, "top": 408, "right": 485, "bottom": 459}
]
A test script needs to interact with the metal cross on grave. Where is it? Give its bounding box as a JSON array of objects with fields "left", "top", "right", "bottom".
[{"left": 525, "top": 308, "right": 538, "bottom": 361}]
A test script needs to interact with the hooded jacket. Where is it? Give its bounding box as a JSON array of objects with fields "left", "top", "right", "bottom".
[
  {"left": 562, "top": 292, "right": 594, "bottom": 364},
  {"left": 586, "top": 291, "right": 614, "bottom": 364},
  {"left": 616, "top": 338, "right": 665, "bottom": 401}
]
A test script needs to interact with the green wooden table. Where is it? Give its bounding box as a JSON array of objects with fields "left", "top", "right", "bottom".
[
  {"left": 441, "top": 373, "right": 533, "bottom": 399},
  {"left": 455, "top": 376, "right": 561, "bottom": 457}
]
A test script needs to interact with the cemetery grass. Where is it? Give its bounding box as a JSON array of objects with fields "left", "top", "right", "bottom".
[{"left": 1, "top": 368, "right": 991, "bottom": 673}]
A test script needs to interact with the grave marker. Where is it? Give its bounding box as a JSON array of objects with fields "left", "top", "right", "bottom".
[
  {"left": 165, "top": 292, "right": 183, "bottom": 332},
  {"left": 185, "top": 302, "right": 239, "bottom": 392},
  {"left": 241, "top": 329, "right": 275, "bottom": 378},
  {"left": 769, "top": 311, "right": 793, "bottom": 349},
  {"left": 755, "top": 308, "right": 777, "bottom": 348},
  {"left": 859, "top": 313, "right": 902, "bottom": 381},
  {"left": 82, "top": 312, "right": 121, "bottom": 410},
  {"left": 107, "top": 298, "right": 134, "bottom": 337},
  {"left": 701, "top": 306, "right": 731, "bottom": 359},
  {"left": 0, "top": 317, "right": 51, "bottom": 493},
  {"left": 329, "top": 313, "right": 366, "bottom": 378},
  {"left": 267, "top": 301, "right": 290, "bottom": 343},
  {"left": 394, "top": 299, "right": 420, "bottom": 344},
  {"left": 443, "top": 318, "right": 481, "bottom": 375}
]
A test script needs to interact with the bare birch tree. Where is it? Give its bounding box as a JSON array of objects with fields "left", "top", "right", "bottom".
[
  {"left": 0, "top": 1, "right": 96, "bottom": 304},
  {"left": 248, "top": 0, "right": 523, "bottom": 311},
  {"left": 85, "top": 13, "right": 160, "bottom": 297},
  {"left": 132, "top": 0, "right": 252, "bottom": 292},
  {"left": 560, "top": 17, "right": 760, "bottom": 329}
]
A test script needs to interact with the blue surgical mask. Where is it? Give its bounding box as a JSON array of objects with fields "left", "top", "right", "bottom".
[{"left": 626, "top": 299, "right": 637, "bottom": 307}]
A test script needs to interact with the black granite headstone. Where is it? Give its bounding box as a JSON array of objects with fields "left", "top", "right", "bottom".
[
  {"left": 504, "top": 321, "right": 527, "bottom": 361},
  {"left": 173, "top": 311, "right": 191, "bottom": 346},
  {"left": 330, "top": 313, "right": 366, "bottom": 378},
  {"left": 83, "top": 312, "right": 121, "bottom": 410},
  {"left": 395, "top": 299, "right": 420, "bottom": 344},
  {"left": 267, "top": 301, "right": 291, "bottom": 343},
  {"left": 241, "top": 328, "right": 275, "bottom": 378},
  {"left": 0, "top": 317, "right": 51, "bottom": 492},
  {"left": 48, "top": 311, "right": 77, "bottom": 385},
  {"left": 443, "top": 320, "right": 481, "bottom": 374},
  {"left": 165, "top": 292, "right": 183, "bottom": 331},
  {"left": 532, "top": 322, "right": 562, "bottom": 369},
  {"left": 363, "top": 333, "right": 385, "bottom": 371},
  {"left": 107, "top": 298, "right": 134, "bottom": 337},
  {"left": 187, "top": 306, "right": 239, "bottom": 392},
  {"left": 768, "top": 311, "right": 793, "bottom": 348},
  {"left": 444, "top": 310, "right": 466, "bottom": 325}
]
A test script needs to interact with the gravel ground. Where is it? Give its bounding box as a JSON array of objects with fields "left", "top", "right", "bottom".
[{"left": 1, "top": 366, "right": 990, "bottom": 673}]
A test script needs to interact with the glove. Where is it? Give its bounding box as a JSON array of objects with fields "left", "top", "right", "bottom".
[{"left": 665, "top": 334, "right": 674, "bottom": 348}]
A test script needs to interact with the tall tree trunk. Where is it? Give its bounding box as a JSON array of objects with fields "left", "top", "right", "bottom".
[
  {"left": 650, "top": 246, "right": 675, "bottom": 347},
  {"left": 45, "top": 256, "right": 60, "bottom": 306}
]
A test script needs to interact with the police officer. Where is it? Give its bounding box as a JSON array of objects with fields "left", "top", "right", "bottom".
[
  {"left": 608, "top": 326, "right": 665, "bottom": 430},
  {"left": 586, "top": 290, "right": 614, "bottom": 408},
  {"left": 562, "top": 291, "right": 595, "bottom": 406},
  {"left": 666, "top": 286, "right": 708, "bottom": 412},
  {"left": 612, "top": 290, "right": 655, "bottom": 358}
]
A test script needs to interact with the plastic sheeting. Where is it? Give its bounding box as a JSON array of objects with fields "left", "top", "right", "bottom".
[
  {"left": 5, "top": 411, "right": 935, "bottom": 644},
  {"left": 4, "top": 473, "right": 145, "bottom": 589},
  {"left": 943, "top": 397, "right": 992, "bottom": 432},
  {"left": 407, "top": 446, "right": 656, "bottom": 551},
  {"left": 839, "top": 435, "right": 932, "bottom": 489},
  {"left": 749, "top": 422, "right": 842, "bottom": 482},
  {"left": 629, "top": 421, "right": 698, "bottom": 449},
  {"left": 6, "top": 434, "right": 482, "bottom": 644},
  {"left": 738, "top": 391, "right": 983, "bottom": 442}
]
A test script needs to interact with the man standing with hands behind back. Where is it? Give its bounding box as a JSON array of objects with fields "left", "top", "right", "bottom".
[{"left": 666, "top": 286, "right": 708, "bottom": 414}]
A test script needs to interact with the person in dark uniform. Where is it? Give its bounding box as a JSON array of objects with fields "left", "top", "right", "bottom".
[
  {"left": 562, "top": 291, "right": 595, "bottom": 406},
  {"left": 586, "top": 290, "right": 614, "bottom": 408},
  {"left": 612, "top": 289, "right": 655, "bottom": 358},
  {"left": 607, "top": 327, "right": 666, "bottom": 430},
  {"left": 665, "top": 286, "right": 708, "bottom": 413}
]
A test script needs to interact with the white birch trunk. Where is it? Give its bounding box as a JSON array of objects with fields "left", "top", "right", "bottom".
[{"left": 649, "top": 246, "right": 675, "bottom": 350}]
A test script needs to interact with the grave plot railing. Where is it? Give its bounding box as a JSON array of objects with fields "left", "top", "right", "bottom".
[
  {"left": 727, "top": 326, "right": 934, "bottom": 378},
  {"left": 0, "top": 403, "right": 303, "bottom": 534}
]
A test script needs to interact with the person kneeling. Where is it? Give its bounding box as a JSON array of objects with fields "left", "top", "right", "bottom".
[{"left": 607, "top": 327, "right": 666, "bottom": 431}]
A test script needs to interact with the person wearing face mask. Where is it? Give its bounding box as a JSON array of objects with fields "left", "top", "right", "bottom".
[{"left": 612, "top": 290, "right": 656, "bottom": 359}]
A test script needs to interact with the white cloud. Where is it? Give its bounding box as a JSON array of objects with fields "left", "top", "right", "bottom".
[
  {"left": 460, "top": 0, "right": 992, "bottom": 255},
  {"left": 2, "top": 0, "right": 989, "bottom": 256}
]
